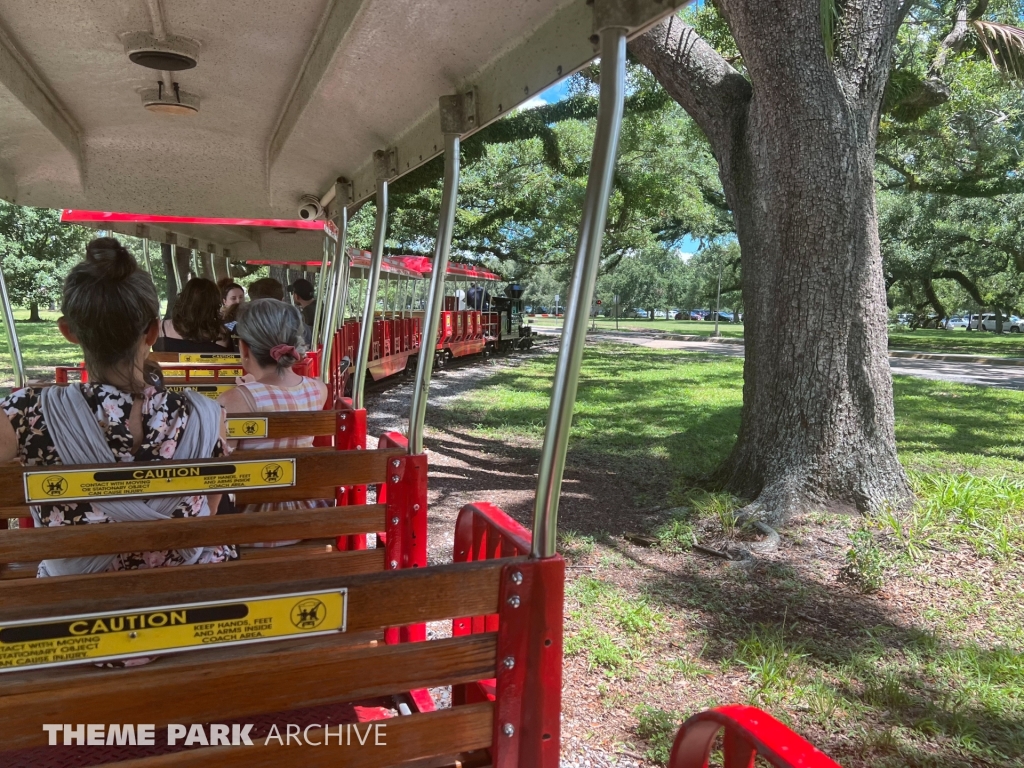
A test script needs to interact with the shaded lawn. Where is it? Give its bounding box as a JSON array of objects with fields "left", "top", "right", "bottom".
[
  {"left": 889, "top": 328, "right": 1024, "bottom": 357},
  {"left": 439, "top": 343, "right": 1024, "bottom": 767},
  {"left": 530, "top": 316, "right": 746, "bottom": 339},
  {"left": 530, "top": 318, "right": 1024, "bottom": 357}
]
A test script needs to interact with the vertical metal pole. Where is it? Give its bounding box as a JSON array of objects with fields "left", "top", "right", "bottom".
[
  {"left": 312, "top": 233, "right": 332, "bottom": 353},
  {"left": 224, "top": 255, "right": 232, "bottom": 279},
  {"left": 141, "top": 239, "right": 153, "bottom": 274},
  {"left": 408, "top": 133, "right": 459, "bottom": 455},
  {"left": 170, "top": 246, "right": 184, "bottom": 294},
  {"left": 713, "top": 256, "right": 723, "bottom": 338},
  {"left": 352, "top": 180, "right": 388, "bottom": 408},
  {"left": 532, "top": 29, "right": 626, "bottom": 558},
  {"left": 337, "top": 247, "right": 352, "bottom": 325},
  {"left": 0, "top": 265, "right": 26, "bottom": 390},
  {"left": 320, "top": 214, "right": 349, "bottom": 383}
]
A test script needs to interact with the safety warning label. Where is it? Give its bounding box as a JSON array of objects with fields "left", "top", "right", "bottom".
[
  {"left": 177, "top": 353, "right": 242, "bottom": 364},
  {"left": 24, "top": 458, "right": 296, "bottom": 503},
  {"left": 163, "top": 368, "right": 243, "bottom": 378},
  {"left": 225, "top": 417, "right": 269, "bottom": 439},
  {"left": 0, "top": 590, "right": 346, "bottom": 671}
]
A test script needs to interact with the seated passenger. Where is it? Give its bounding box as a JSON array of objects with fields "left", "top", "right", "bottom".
[
  {"left": 221, "top": 281, "right": 245, "bottom": 315},
  {"left": 0, "top": 237, "right": 235, "bottom": 576},
  {"left": 217, "top": 299, "right": 329, "bottom": 547},
  {"left": 153, "top": 278, "right": 232, "bottom": 352},
  {"left": 247, "top": 277, "right": 286, "bottom": 301}
]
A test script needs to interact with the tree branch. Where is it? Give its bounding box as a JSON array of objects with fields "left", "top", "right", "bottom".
[{"left": 628, "top": 16, "right": 750, "bottom": 161}]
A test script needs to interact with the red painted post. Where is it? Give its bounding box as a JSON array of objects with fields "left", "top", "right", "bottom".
[
  {"left": 333, "top": 399, "right": 368, "bottom": 551},
  {"left": 490, "top": 557, "right": 565, "bottom": 768},
  {"left": 378, "top": 431, "right": 428, "bottom": 644}
]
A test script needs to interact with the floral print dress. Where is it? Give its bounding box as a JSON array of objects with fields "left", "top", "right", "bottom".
[{"left": 1, "top": 383, "right": 236, "bottom": 572}]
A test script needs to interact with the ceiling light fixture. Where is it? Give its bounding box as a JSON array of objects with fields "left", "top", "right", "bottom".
[
  {"left": 123, "top": 31, "right": 199, "bottom": 71},
  {"left": 141, "top": 81, "right": 200, "bottom": 115}
]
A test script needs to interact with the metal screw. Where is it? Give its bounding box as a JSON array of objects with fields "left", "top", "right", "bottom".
[
  {"left": 503, "top": 723, "right": 515, "bottom": 737},
  {"left": 507, "top": 595, "right": 520, "bottom": 608},
  {"left": 340, "top": 414, "right": 347, "bottom": 420},
  {"left": 503, "top": 656, "right": 515, "bottom": 670},
  {"left": 390, "top": 560, "right": 398, "bottom": 569},
  {"left": 128, "top": 632, "right": 138, "bottom": 639},
  {"left": 340, "top": 426, "right": 346, "bottom": 431},
  {"left": 392, "top": 460, "right": 400, "bottom": 468},
  {"left": 510, "top": 571, "right": 523, "bottom": 585},
  {"left": 413, "top": 504, "right": 420, "bottom": 511},
  {"left": 391, "top": 517, "right": 399, "bottom": 525},
  {"left": 391, "top": 475, "right": 400, "bottom": 483}
]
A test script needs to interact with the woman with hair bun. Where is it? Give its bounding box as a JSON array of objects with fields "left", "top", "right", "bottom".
[
  {"left": 0, "top": 237, "right": 235, "bottom": 577},
  {"left": 218, "top": 299, "right": 328, "bottom": 546}
]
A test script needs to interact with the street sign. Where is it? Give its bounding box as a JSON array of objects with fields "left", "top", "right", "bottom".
[{"left": 596, "top": 300, "right": 602, "bottom": 305}]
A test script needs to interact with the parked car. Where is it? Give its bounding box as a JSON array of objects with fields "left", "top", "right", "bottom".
[
  {"left": 969, "top": 313, "right": 1022, "bottom": 332},
  {"left": 706, "top": 311, "right": 734, "bottom": 322},
  {"left": 622, "top": 307, "right": 648, "bottom": 318},
  {"left": 939, "top": 316, "right": 968, "bottom": 329}
]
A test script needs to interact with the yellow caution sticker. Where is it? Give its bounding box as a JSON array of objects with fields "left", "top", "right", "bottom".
[
  {"left": 0, "top": 590, "right": 346, "bottom": 672},
  {"left": 225, "top": 417, "right": 269, "bottom": 438},
  {"left": 178, "top": 353, "right": 242, "bottom": 363},
  {"left": 161, "top": 368, "right": 243, "bottom": 378},
  {"left": 24, "top": 458, "right": 296, "bottom": 503},
  {"left": 165, "top": 384, "right": 234, "bottom": 399}
]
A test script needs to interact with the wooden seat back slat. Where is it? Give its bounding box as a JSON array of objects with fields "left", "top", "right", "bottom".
[
  {"left": 0, "top": 634, "right": 496, "bottom": 751},
  {"left": 0, "top": 557, "right": 506, "bottom": 626},
  {"left": 0, "top": 505, "right": 384, "bottom": 562},
  {"left": 0, "top": 447, "right": 402, "bottom": 511},
  {"left": 225, "top": 410, "right": 338, "bottom": 438},
  {"left": 110, "top": 703, "right": 494, "bottom": 768},
  {"left": 0, "top": 549, "right": 385, "bottom": 609}
]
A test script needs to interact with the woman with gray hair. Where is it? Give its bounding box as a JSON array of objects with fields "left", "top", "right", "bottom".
[{"left": 218, "top": 299, "right": 329, "bottom": 545}]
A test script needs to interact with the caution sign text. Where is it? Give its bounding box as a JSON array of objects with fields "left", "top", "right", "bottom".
[
  {"left": 225, "top": 417, "right": 269, "bottom": 439},
  {"left": 24, "top": 458, "right": 296, "bottom": 503},
  {"left": 178, "top": 353, "right": 242, "bottom": 364},
  {"left": 0, "top": 590, "right": 346, "bottom": 671}
]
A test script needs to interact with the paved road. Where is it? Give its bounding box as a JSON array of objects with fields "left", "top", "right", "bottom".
[{"left": 536, "top": 328, "right": 1024, "bottom": 390}]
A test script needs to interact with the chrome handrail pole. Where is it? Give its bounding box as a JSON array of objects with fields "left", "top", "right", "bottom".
[
  {"left": 532, "top": 28, "right": 626, "bottom": 558},
  {"left": 408, "top": 132, "right": 459, "bottom": 455},
  {"left": 352, "top": 179, "right": 388, "bottom": 408},
  {"left": 320, "top": 212, "right": 348, "bottom": 384},
  {"left": 0, "top": 265, "right": 26, "bottom": 390},
  {"left": 312, "top": 230, "right": 332, "bottom": 355}
]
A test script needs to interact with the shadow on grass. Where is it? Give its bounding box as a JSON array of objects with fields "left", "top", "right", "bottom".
[
  {"left": 893, "top": 376, "right": 1024, "bottom": 463},
  {"left": 624, "top": 544, "right": 1023, "bottom": 767}
]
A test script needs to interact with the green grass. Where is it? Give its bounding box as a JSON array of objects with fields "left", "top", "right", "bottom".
[
  {"left": 0, "top": 309, "right": 83, "bottom": 389},
  {"left": 529, "top": 317, "right": 1024, "bottom": 356},
  {"left": 435, "top": 343, "right": 1024, "bottom": 767},
  {"left": 530, "top": 316, "right": 747, "bottom": 338},
  {"left": 889, "top": 328, "right": 1024, "bottom": 357}
]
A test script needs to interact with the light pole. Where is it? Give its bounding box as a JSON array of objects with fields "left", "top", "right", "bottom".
[{"left": 712, "top": 255, "right": 723, "bottom": 338}]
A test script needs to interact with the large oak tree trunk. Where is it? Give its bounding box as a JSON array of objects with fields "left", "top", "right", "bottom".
[{"left": 632, "top": 2, "right": 911, "bottom": 524}]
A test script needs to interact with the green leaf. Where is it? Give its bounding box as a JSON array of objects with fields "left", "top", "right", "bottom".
[{"left": 821, "top": 0, "right": 839, "bottom": 61}]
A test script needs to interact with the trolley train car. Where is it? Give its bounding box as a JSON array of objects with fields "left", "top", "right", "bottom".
[{"left": 0, "top": 0, "right": 841, "bottom": 766}]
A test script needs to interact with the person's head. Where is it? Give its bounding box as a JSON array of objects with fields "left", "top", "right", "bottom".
[
  {"left": 289, "top": 278, "right": 315, "bottom": 306},
  {"left": 172, "top": 278, "right": 225, "bottom": 343},
  {"left": 59, "top": 237, "right": 160, "bottom": 392},
  {"left": 235, "top": 299, "right": 307, "bottom": 375},
  {"left": 221, "top": 281, "right": 244, "bottom": 312},
  {"left": 247, "top": 277, "right": 285, "bottom": 301}
]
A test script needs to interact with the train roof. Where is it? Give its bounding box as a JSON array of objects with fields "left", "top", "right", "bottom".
[
  {"left": 387, "top": 254, "right": 501, "bottom": 282},
  {"left": 2, "top": 1, "right": 678, "bottom": 219}
]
